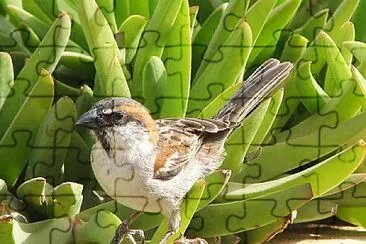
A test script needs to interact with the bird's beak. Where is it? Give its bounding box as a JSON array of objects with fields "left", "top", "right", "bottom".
[{"left": 75, "top": 108, "right": 98, "bottom": 129}]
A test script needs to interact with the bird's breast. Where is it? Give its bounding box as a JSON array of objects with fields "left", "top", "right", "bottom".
[{"left": 90, "top": 142, "right": 162, "bottom": 213}]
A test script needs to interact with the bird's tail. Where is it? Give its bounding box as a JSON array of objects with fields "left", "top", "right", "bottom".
[{"left": 214, "top": 58, "right": 293, "bottom": 123}]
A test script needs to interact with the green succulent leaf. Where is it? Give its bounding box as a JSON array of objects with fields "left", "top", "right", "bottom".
[
  {"left": 74, "top": 210, "right": 121, "bottom": 244},
  {"left": 325, "top": 0, "right": 360, "bottom": 45},
  {"left": 241, "top": 217, "right": 292, "bottom": 244},
  {"left": 6, "top": 4, "right": 49, "bottom": 40},
  {"left": 118, "top": 15, "right": 148, "bottom": 64},
  {"left": 54, "top": 80, "right": 81, "bottom": 101},
  {"left": 12, "top": 216, "right": 74, "bottom": 243},
  {"left": 191, "top": 3, "right": 227, "bottom": 78},
  {"left": 0, "top": 70, "right": 54, "bottom": 187},
  {"left": 16, "top": 177, "right": 52, "bottom": 209},
  {"left": 276, "top": 31, "right": 361, "bottom": 141},
  {"left": 78, "top": 0, "right": 130, "bottom": 98},
  {"left": 188, "top": 20, "right": 252, "bottom": 117},
  {"left": 46, "top": 182, "right": 83, "bottom": 218},
  {"left": 295, "top": 61, "right": 330, "bottom": 113},
  {"left": 132, "top": 0, "right": 183, "bottom": 98},
  {"left": 159, "top": 0, "right": 191, "bottom": 118},
  {"left": 63, "top": 132, "right": 95, "bottom": 190},
  {"left": 322, "top": 173, "right": 366, "bottom": 196},
  {"left": 95, "top": 0, "right": 118, "bottom": 33},
  {"left": 186, "top": 183, "right": 312, "bottom": 238},
  {"left": 198, "top": 81, "right": 242, "bottom": 119},
  {"left": 194, "top": 0, "right": 249, "bottom": 79},
  {"left": 223, "top": 96, "right": 270, "bottom": 175},
  {"left": 280, "top": 34, "right": 308, "bottom": 62},
  {"left": 248, "top": 0, "right": 302, "bottom": 65},
  {"left": 0, "top": 12, "right": 71, "bottom": 138},
  {"left": 0, "top": 52, "right": 13, "bottom": 110},
  {"left": 324, "top": 180, "right": 366, "bottom": 207},
  {"left": 142, "top": 56, "right": 168, "bottom": 117},
  {"left": 246, "top": 0, "right": 277, "bottom": 44},
  {"left": 294, "top": 199, "right": 338, "bottom": 223},
  {"left": 249, "top": 88, "right": 284, "bottom": 150},
  {"left": 59, "top": 51, "right": 95, "bottom": 74},
  {"left": 25, "top": 97, "right": 76, "bottom": 186},
  {"left": 221, "top": 142, "right": 365, "bottom": 200},
  {"left": 244, "top": 112, "right": 366, "bottom": 182},
  {"left": 198, "top": 170, "right": 231, "bottom": 210},
  {"left": 343, "top": 41, "right": 366, "bottom": 76},
  {"left": 189, "top": 6, "right": 199, "bottom": 38},
  {"left": 295, "top": 9, "right": 329, "bottom": 42}
]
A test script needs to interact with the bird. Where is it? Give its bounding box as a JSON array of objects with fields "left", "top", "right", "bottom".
[{"left": 75, "top": 58, "right": 293, "bottom": 243}]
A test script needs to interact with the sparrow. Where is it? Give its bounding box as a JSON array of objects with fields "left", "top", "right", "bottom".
[{"left": 75, "top": 58, "right": 293, "bottom": 243}]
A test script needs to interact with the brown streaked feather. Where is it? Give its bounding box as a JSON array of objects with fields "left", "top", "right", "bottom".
[
  {"left": 117, "top": 104, "right": 158, "bottom": 143},
  {"left": 153, "top": 118, "right": 233, "bottom": 180}
]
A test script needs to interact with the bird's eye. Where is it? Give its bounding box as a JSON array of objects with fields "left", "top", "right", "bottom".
[{"left": 113, "top": 111, "right": 127, "bottom": 121}]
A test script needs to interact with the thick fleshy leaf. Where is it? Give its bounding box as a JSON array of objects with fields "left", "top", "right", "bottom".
[
  {"left": 25, "top": 97, "right": 76, "bottom": 186},
  {"left": 0, "top": 52, "right": 13, "bottom": 110},
  {"left": 295, "top": 9, "right": 328, "bottom": 42},
  {"left": 74, "top": 210, "right": 121, "bottom": 244},
  {"left": 276, "top": 31, "right": 361, "bottom": 141},
  {"left": 246, "top": 0, "right": 277, "bottom": 44},
  {"left": 198, "top": 81, "right": 242, "bottom": 119},
  {"left": 59, "top": 51, "right": 95, "bottom": 74},
  {"left": 244, "top": 112, "right": 366, "bottom": 182},
  {"left": 325, "top": 0, "right": 360, "bottom": 45},
  {"left": 132, "top": 0, "right": 183, "bottom": 98},
  {"left": 221, "top": 142, "right": 365, "bottom": 200},
  {"left": 118, "top": 15, "right": 148, "bottom": 64},
  {"left": 0, "top": 12, "right": 70, "bottom": 138},
  {"left": 186, "top": 184, "right": 312, "bottom": 238},
  {"left": 294, "top": 199, "right": 338, "bottom": 223},
  {"left": 322, "top": 173, "right": 366, "bottom": 196},
  {"left": 194, "top": 0, "right": 249, "bottom": 79},
  {"left": 337, "top": 206, "right": 366, "bottom": 228},
  {"left": 0, "top": 70, "right": 54, "bottom": 187},
  {"left": 12, "top": 216, "right": 74, "bottom": 243},
  {"left": 78, "top": 0, "right": 130, "bottom": 98},
  {"left": 63, "top": 132, "right": 95, "bottom": 190},
  {"left": 191, "top": 3, "right": 227, "bottom": 79},
  {"left": 198, "top": 170, "right": 231, "bottom": 210},
  {"left": 142, "top": 56, "right": 168, "bottom": 117},
  {"left": 295, "top": 61, "right": 330, "bottom": 113},
  {"left": 159, "top": 0, "right": 191, "bottom": 118},
  {"left": 280, "top": 34, "right": 308, "bottom": 62},
  {"left": 241, "top": 216, "right": 292, "bottom": 243},
  {"left": 343, "top": 41, "right": 366, "bottom": 77},
  {"left": 248, "top": 0, "right": 302, "bottom": 65},
  {"left": 223, "top": 97, "right": 270, "bottom": 175},
  {"left": 46, "top": 182, "right": 83, "bottom": 218},
  {"left": 188, "top": 20, "right": 252, "bottom": 117},
  {"left": 16, "top": 177, "right": 51, "bottom": 209},
  {"left": 249, "top": 89, "right": 284, "bottom": 150}
]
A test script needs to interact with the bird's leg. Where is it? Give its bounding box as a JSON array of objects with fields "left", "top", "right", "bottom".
[
  {"left": 174, "top": 235, "right": 208, "bottom": 244},
  {"left": 159, "top": 210, "right": 181, "bottom": 244},
  {"left": 111, "top": 211, "right": 144, "bottom": 244}
]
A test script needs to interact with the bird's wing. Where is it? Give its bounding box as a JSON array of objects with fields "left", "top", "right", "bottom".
[{"left": 153, "top": 118, "right": 234, "bottom": 180}]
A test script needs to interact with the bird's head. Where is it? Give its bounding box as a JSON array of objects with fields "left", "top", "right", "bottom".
[{"left": 75, "top": 98, "right": 158, "bottom": 152}]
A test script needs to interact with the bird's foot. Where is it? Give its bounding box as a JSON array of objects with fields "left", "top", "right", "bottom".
[
  {"left": 174, "top": 235, "right": 208, "bottom": 244},
  {"left": 110, "top": 212, "right": 144, "bottom": 244}
]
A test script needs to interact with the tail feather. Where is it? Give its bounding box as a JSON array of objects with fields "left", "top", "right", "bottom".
[{"left": 214, "top": 58, "right": 293, "bottom": 123}]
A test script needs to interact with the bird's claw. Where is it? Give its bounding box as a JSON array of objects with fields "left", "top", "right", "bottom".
[{"left": 111, "top": 219, "right": 145, "bottom": 244}]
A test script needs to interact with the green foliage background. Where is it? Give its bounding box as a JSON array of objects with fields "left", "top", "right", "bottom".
[{"left": 0, "top": 0, "right": 366, "bottom": 243}]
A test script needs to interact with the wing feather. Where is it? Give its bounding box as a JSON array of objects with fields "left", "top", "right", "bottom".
[{"left": 153, "top": 118, "right": 233, "bottom": 180}]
